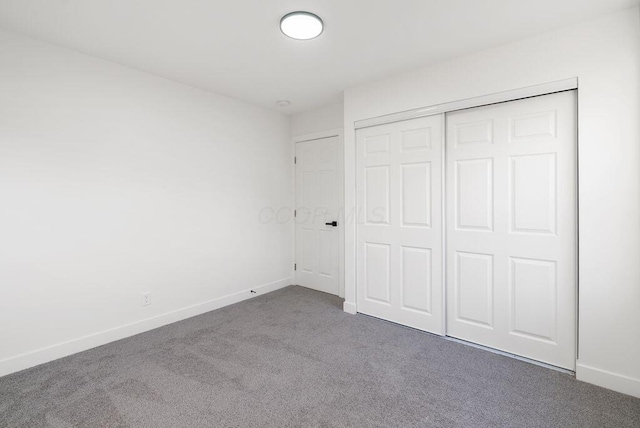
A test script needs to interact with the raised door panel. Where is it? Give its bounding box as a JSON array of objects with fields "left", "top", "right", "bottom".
[
  {"left": 299, "top": 228, "right": 316, "bottom": 274},
  {"left": 365, "top": 166, "right": 391, "bottom": 225},
  {"left": 401, "top": 246, "right": 432, "bottom": 314},
  {"left": 509, "top": 257, "right": 557, "bottom": 343},
  {"left": 454, "top": 120, "right": 493, "bottom": 146},
  {"left": 318, "top": 170, "right": 335, "bottom": 218},
  {"left": 509, "top": 110, "right": 557, "bottom": 143},
  {"left": 455, "top": 251, "right": 494, "bottom": 328},
  {"left": 364, "top": 243, "right": 391, "bottom": 304},
  {"left": 455, "top": 158, "right": 493, "bottom": 232},
  {"left": 509, "top": 154, "right": 556, "bottom": 235},
  {"left": 401, "top": 127, "right": 432, "bottom": 152},
  {"left": 318, "top": 229, "right": 334, "bottom": 278},
  {"left": 401, "top": 162, "right": 431, "bottom": 228},
  {"left": 301, "top": 171, "right": 315, "bottom": 210},
  {"left": 365, "top": 133, "right": 390, "bottom": 156}
]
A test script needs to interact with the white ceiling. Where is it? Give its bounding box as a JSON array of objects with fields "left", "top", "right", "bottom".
[{"left": 0, "top": 0, "right": 638, "bottom": 114}]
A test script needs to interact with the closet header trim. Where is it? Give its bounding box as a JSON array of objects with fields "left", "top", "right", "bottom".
[{"left": 353, "top": 78, "right": 578, "bottom": 130}]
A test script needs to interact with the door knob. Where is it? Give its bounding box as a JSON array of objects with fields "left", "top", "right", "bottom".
[{"left": 325, "top": 221, "right": 338, "bottom": 227}]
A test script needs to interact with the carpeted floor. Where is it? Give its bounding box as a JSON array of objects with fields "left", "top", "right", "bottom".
[{"left": 1, "top": 286, "right": 639, "bottom": 427}]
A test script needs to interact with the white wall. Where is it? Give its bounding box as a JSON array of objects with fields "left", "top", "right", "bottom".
[
  {"left": 291, "top": 102, "right": 344, "bottom": 138},
  {"left": 0, "top": 29, "right": 292, "bottom": 375},
  {"left": 343, "top": 8, "right": 640, "bottom": 398}
]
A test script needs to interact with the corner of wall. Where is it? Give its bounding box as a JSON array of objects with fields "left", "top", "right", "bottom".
[
  {"left": 576, "top": 363, "right": 640, "bottom": 399},
  {"left": 343, "top": 301, "right": 357, "bottom": 314}
]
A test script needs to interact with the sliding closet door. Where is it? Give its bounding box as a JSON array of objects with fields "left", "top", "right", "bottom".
[
  {"left": 445, "top": 91, "right": 577, "bottom": 369},
  {"left": 356, "top": 115, "right": 444, "bottom": 335}
]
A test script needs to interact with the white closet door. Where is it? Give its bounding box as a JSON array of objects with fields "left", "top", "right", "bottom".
[
  {"left": 356, "top": 115, "right": 444, "bottom": 334},
  {"left": 446, "top": 91, "right": 577, "bottom": 369},
  {"left": 295, "top": 137, "right": 340, "bottom": 295}
]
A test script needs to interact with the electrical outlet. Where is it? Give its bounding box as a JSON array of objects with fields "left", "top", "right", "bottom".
[{"left": 141, "top": 292, "right": 151, "bottom": 306}]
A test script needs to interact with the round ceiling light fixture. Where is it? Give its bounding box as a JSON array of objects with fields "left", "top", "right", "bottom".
[
  {"left": 276, "top": 100, "right": 291, "bottom": 107},
  {"left": 280, "top": 11, "right": 323, "bottom": 40}
]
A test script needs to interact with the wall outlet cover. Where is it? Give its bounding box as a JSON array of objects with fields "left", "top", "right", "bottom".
[{"left": 141, "top": 292, "right": 151, "bottom": 306}]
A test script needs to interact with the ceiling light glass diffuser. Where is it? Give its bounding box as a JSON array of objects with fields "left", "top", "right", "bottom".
[{"left": 280, "top": 11, "right": 323, "bottom": 40}]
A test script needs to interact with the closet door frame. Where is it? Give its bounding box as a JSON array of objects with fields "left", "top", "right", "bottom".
[
  {"left": 293, "top": 128, "right": 345, "bottom": 298},
  {"left": 348, "top": 78, "right": 579, "bottom": 369}
]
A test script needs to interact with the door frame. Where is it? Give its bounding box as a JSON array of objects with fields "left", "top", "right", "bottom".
[
  {"left": 346, "top": 78, "right": 579, "bottom": 368},
  {"left": 293, "top": 129, "right": 345, "bottom": 297}
]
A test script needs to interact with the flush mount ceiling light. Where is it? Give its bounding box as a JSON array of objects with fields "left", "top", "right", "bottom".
[
  {"left": 276, "top": 100, "right": 291, "bottom": 107},
  {"left": 280, "top": 11, "right": 323, "bottom": 40}
]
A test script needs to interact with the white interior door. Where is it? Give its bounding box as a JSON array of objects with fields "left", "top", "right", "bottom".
[
  {"left": 445, "top": 91, "right": 577, "bottom": 369},
  {"left": 295, "top": 137, "right": 339, "bottom": 295},
  {"left": 356, "top": 115, "right": 444, "bottom": 334}
]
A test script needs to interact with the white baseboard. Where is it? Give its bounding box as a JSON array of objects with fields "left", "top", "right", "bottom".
[
  {"left": 576, "top": 362, "right": 640, "bottom": 398},
  {"left": 0, "top": 277, "right": 292, "bottom": 378},
  {"left": 343, "top": 301, "right": 357, "bottom": 314}
]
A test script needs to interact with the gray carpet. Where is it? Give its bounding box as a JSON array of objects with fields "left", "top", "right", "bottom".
[{"left": 1, "top": 286, "right": 639, "bottom": 428}]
